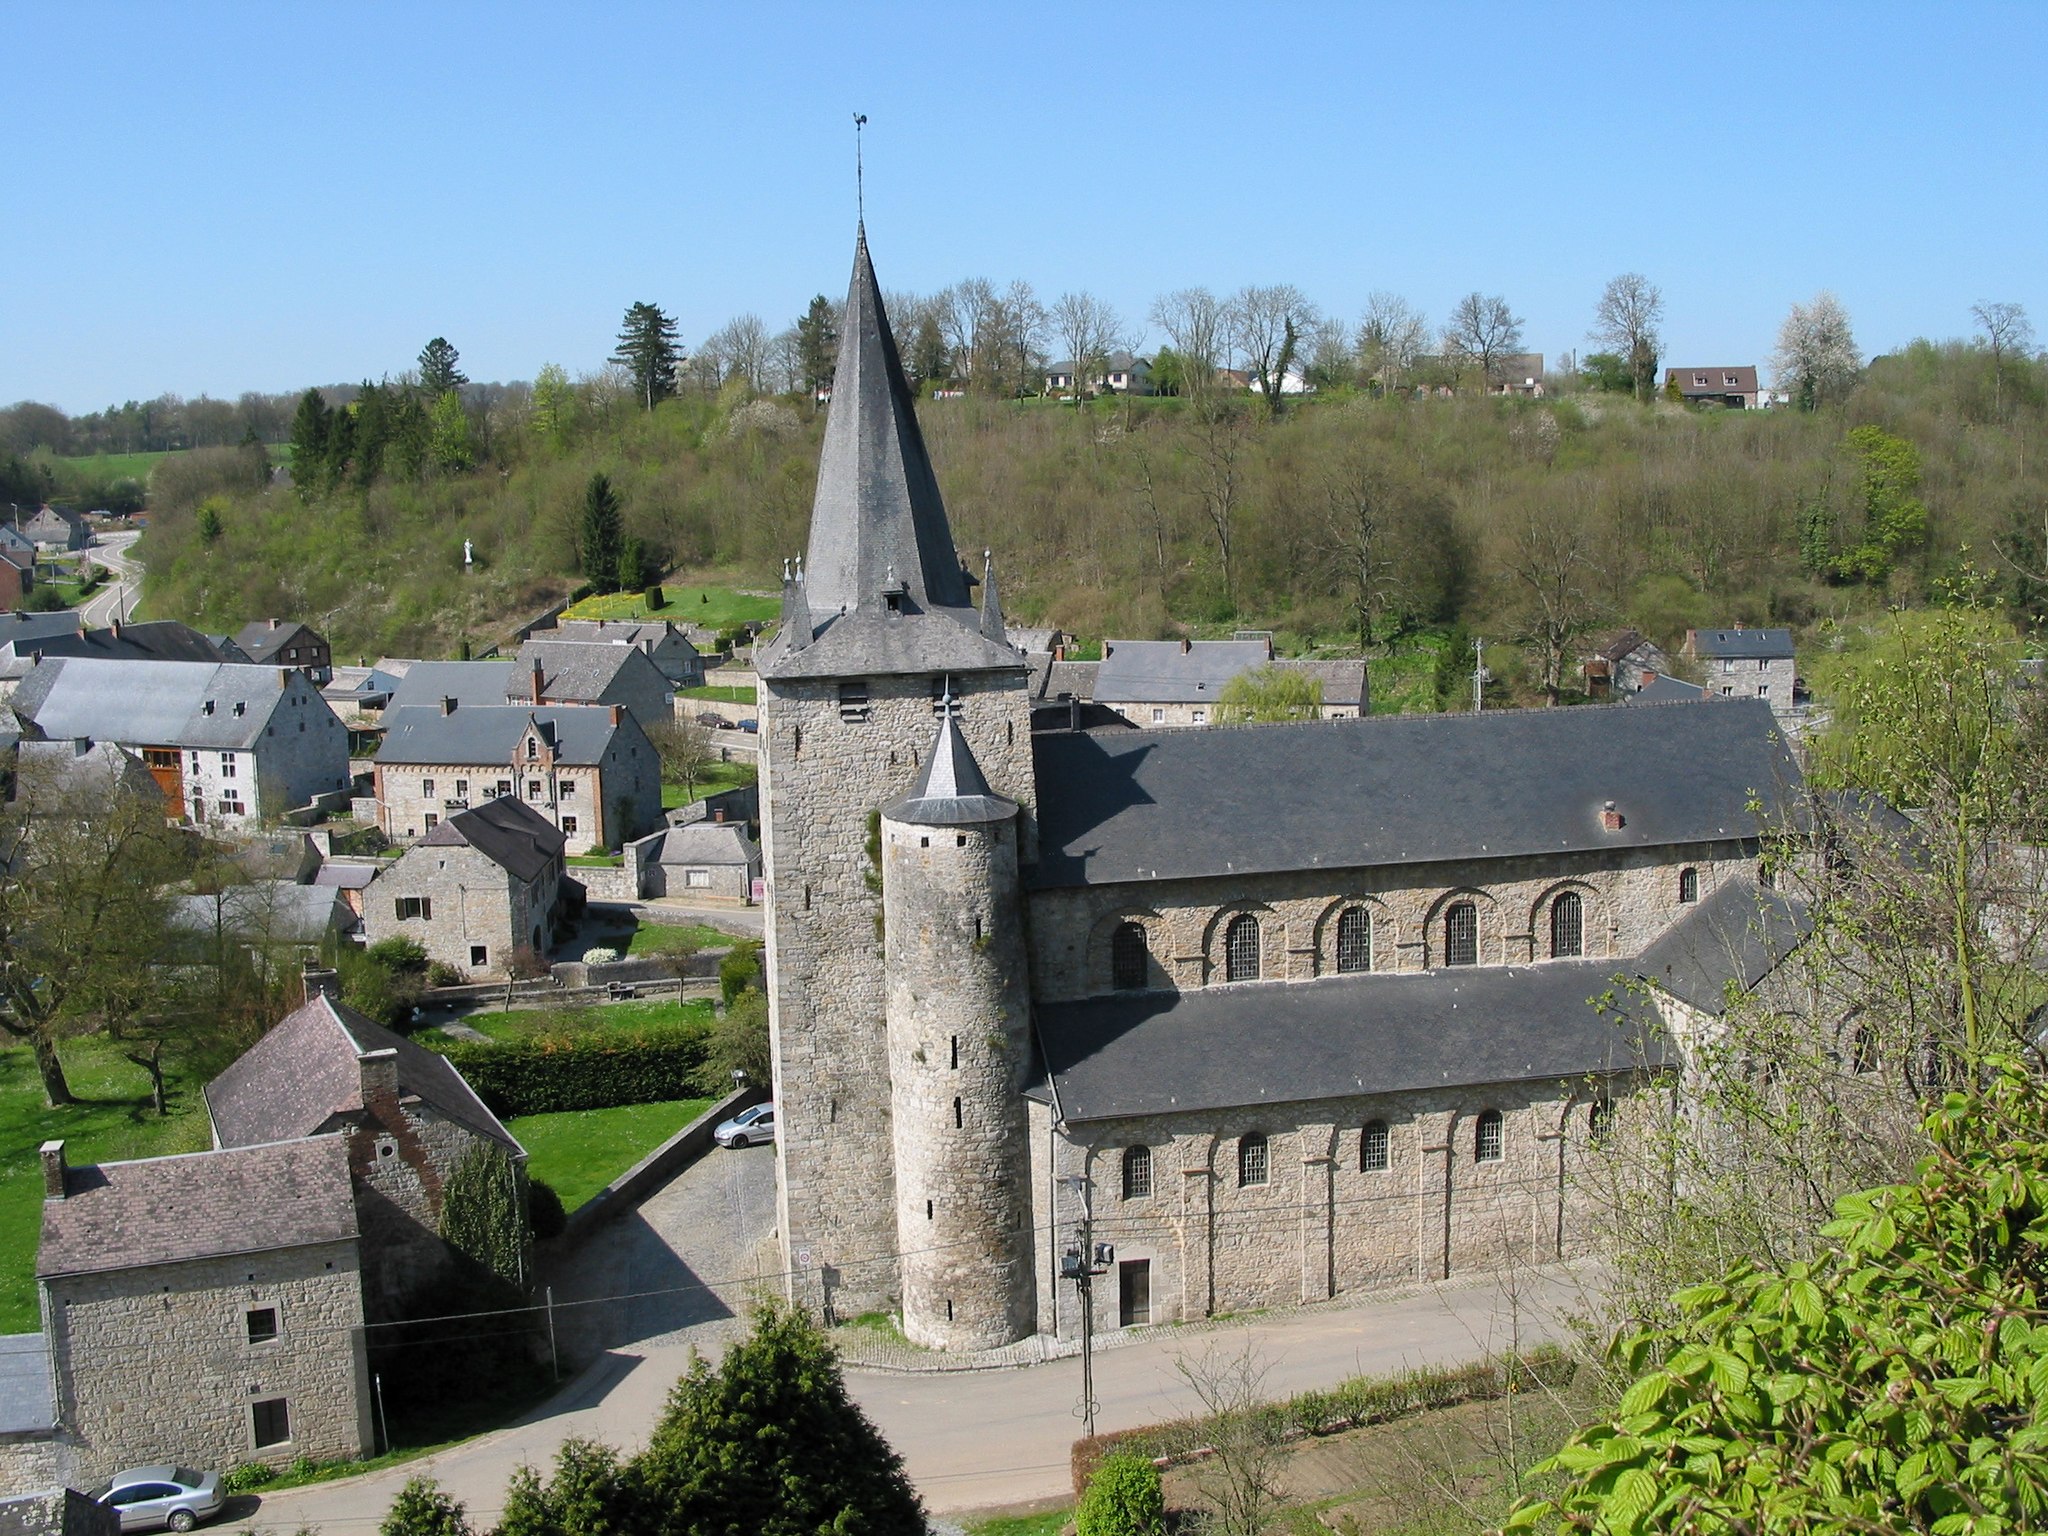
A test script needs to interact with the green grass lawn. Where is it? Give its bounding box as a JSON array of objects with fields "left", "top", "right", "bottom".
[
  {"left": 679, "top": 683, "right": 757, "bottom": 705},
  {"left": 565, "top": 852, "right": 623, "bottom": 867},
  {"left": 962, "top": 1512, "right": 1069, "bottom": 1536},
  {"left": 0, "top": 1039, "right": 214, "bottom": 1333},
  {"left": 626, "top": 922, "right": 734, "bottom": 957},
  {"left": 566, "top": 584, "right": 778, "bottom": 628},
  {"left": 56, "top": 450, "right": 172, "bottom": 483},
  {"left": 508, "top": 1097, "right": 715, "bottom": 1210},
  {"left": 661, "top": 758, "right": 757, "bottom": 810},
  {"left": 444, "top": 997, "right": 718, "bottom": 1045}
]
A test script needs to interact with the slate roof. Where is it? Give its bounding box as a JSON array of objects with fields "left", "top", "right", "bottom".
[
  {"left": 549, "top": 618, "right": 700, "bottom": 654},
  {"left": 1626, "top": 673, "right": 1709, "bottom": 704},
  {"left": 883, "top": 710, "right": 1017, "bottom": 825},
  {"left": 235, "top": 619, "right": 323, "bottom": 664},
  {"left": 311, "top": 861, "right": 382, "bottom": 890},
  {"left": 37, "top": 1135, "right": 358, "bottom": 1278},
  {"left": 0, "top": 620, "right": 241, "bottom": 674},
  {"left": 376, "top": 704, "right": 626, "bottom": 766},
  {"left": 416, "top": 793, "right": 566, "bottom": 883},
  {"left": 1668, "top": 366, "right": 1761, "bottom": 396},
  {"left": 655, "top": 819, "right": 760, "bottom": 867},
  {"left": 1687, "top": 627, "right": 1795, "bottom": 660},
  {"left": 1093, "top": 640, "right": 1272, "bottom": 704},
  {"left": 170, "top": 883, "right": 352, "bottom": 945},
  {"left": 1036, "top": 960, "right": 1661, "bottom": 1124},
  {"left": 511, "top": 640, "right": 658, "bottom": 703},
  {"left": 205, "top": 992, "right": 521, "bottom": 1153},
  {"left": 10, "top": 658, "right": 314, "bottom": 750},
  {"left": 0, "top": 1335, "right": 52, "bottom": 1434},
  {"left": 1028, "top": 698, "right": 1799, "bottom": 890},
  {"left": 1597, "top": 628, "right": 1654, "bottom": 663},
  {"left": 384, "top": 660, "right": 517, "bottom": 712},
  {"left": 1632, "top": 878, "right": 1810, "bottom": 1014},
  {"left": 0, "top": 614, "right": 88, "bottom": 651}
]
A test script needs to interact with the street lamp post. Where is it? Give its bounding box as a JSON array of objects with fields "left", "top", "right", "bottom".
[{"left": 1059, "top": 1173, "right": 1114, "bottom": 1439}]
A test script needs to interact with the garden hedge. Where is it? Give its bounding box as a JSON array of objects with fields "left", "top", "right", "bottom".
[{"left": 441, "top": 1022, "right": 712, "bottom": 1117}]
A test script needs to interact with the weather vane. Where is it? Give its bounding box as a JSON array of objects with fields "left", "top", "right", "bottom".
[{"left": 854, "top": 112, "right": 868, "bottom": 219}]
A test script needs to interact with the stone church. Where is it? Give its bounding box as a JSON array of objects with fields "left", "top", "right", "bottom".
[{"left": 758, "top": 226, "right": 1804, "bottom": 1351}]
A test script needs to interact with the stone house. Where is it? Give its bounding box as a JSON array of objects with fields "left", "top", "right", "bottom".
[
  {"left": 361, "top": 796, "right": 568, "bottom": 976},
  {"left": 1665, "top": 365, "right": 1762, "bottom": 409},
  {"left": 373, "top": 701, "right": 660, "bottom": 856},
  {"left": 9, "top": 658, "right": 351, "bottom": 827},
  {"left": 1088, "top": 638, "right": 1366, "bottom": 727},
  {"left": 234, "top": 620, "right": 333, "bottom": 685},
  {"left": 0, "top": 620, "right": 248, "bottom": 691},
  {"left": 752, "top": 221, "right": 1815, "bottom": 1353},
  {"left": 1682, "top": 626, "right": 1798, "bottom": 713},
  {"left": 539, "top": 618, "right": 704, "bottom": 686},
  {"left": 19, "top": 509, "right": 86, "bottom": 553},
  {"left": 1584, "top": 629, "right": 1675, "bottom": 697},
  {"left": 641, "top": 818, "right": 761, "bottom": 903},
  {"left": 509, "top": 640, "right": 674, "bottom": 731}
]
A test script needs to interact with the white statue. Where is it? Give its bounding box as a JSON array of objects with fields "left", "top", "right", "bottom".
[{"left": 463, "top": 538, "right": 474, "bottom": 567}]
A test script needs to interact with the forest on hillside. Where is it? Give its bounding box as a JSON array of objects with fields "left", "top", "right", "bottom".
[{"left": 19, "top": 332, "right": 2048, "bottom": 696}]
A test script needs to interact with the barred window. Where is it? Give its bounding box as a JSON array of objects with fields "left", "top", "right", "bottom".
[
  {"left": 1474, "top": 1109, "right": 1504, "bottom": 1163},
  {"left": 1550, "top": 892, "right": 1583, "bottom": 958},
  {"left": 1336, "top": 907, "right": 1371, "bottom": 973},
  {"left": 1122, "top": 1145, "right": 1152, "bottom": 1200},
  {"left": 1224, "top": 914, "right": 1261, "bottom": 982},
  {"left": 1588, "top": 1099, "right": 1614, "bottom": 1145},
  {"left": 1112, "top": 922, "right": 1149, "bottom": 991},
  {"left": 1444, "top": 902, "right": 1477, "bottom": 967},
  {"left": 1360, "top": 1120, "right": 1389, "bottom": 1172},
  {"left": 1678, "top": 866, "right": 1698, "bottom": 904},
  {"left": 1238, "top": 1132, "right": 1269, "bottom": 1187}
]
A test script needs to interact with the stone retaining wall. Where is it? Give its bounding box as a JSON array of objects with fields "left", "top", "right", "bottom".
[{"left": 552, "top": 1086, "right": 768, "bottom": 1246}]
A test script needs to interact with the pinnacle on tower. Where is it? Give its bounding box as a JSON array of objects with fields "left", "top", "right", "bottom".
[
  {"left": 979, "top": 549, "right": 1007, "bottom": 644},
  {"left": 884, "top": 686, "right": 1017, "bottom": 825}
]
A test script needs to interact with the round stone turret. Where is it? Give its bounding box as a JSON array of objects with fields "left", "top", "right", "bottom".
[{"left": 879, "top": 701, "right": 1036, "bottom": 1349}]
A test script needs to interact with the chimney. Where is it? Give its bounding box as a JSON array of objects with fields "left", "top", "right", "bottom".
[
  {"left": 609, "top": 704, "right": 622, "bottom": 727},
  {"left": 1642, "top": 670, "right": 1658, "bottom": 684},
  {"left": 1265, "top": 636, "right": 1274, "bottom": 660},
  {"left": 1601, "top": 800, "right": 1625, "bottom": 831},
  {"left": 713, "top": 807, "right": 726, "bottom": 823},
  {"left": 1054, "top": 643, "right": 1065, "bottom": 661},
  {"left": 279, "top": 667, "right": 291, "bottom": 687},
  {"left": 39, "top": 1140, "right": 66, "bottom": 1201},
  {"left": 440, "top": 695, "right": 457, "bottom": 716},
  {"left": 301, "top": 960, "right": 340, "bottom": 1002},
  {"left": 530, "top": 660, "right": 544, "bottom": 705},
  {"left": 1180, "top": 637, "right": 1191, "bottom": 654},
  {"left": 269, "top": 618, "right": 280, "bottom": 630},
  {"left": 109, "top": 617, "right": 121, "bottom": 640},
  {"left": 359, "top": 1047, "right": 400, "bottom": 1120}
]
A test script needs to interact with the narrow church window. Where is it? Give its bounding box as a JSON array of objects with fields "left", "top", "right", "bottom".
[
  {"left": 1550, "top": 892, "right": 1584, "bottom": 958},
  {"left": 1237, "top": 1133, "right": 1269, "bottom": 1187},
  {"left": 926, "top": 1200, "right": 933, "bottom": 1220},
  {"left": 953, "top": 1097, "right": 963, "bottom": 1128},
  {"left": 1444, "top": 902, "right": 1477, "bottom": 967},
  {"left": 973, "top": 915, "right": 983, "bottom": 942},
  {"left": 1111, "top": 922, "right": 1148, "bottom": 990},
  {"left": 1588, "top": 1099, "right": 1615, "bottom": 1145},
  {"left": 1224, "top": 914, "right": 1261, "bottom": 982},
  {"left": 803, "top": 885, "right": 812, "bottom": 911},
  {"left": 1361, "top": 1121, "right": 1389, "bottom": 1172},
  {"left": 1336, "top": 907, "right": 1371, "bottom": 973},
  {"left": 1006, "top": 720, "right": 1014, "bottom": 747},
  {"left": 793, "top": 724, "right": 802, "bottom": 758},
  {"left": 1678, "top": 866, "right": 1698, "bottom": 904},
  {"left": 1122, "top": 1145, "right": 1152, "bottom": 1199},
  {"left": 1474, "top": 1109, "right": 1504, "bottom": 1163}
]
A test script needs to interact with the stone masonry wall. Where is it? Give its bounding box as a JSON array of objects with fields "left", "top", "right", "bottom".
[
  {"left": 760, "top": 664, "right": 1035, "bottom": 1319},
  {"left": 1026, "top": 842, "right": 1760, "bottom": 1004},
  {"left": 347, "top": 1090, "right": 502, "bottom": 1323},
  {"left": 1029, "top": 1074, "right": 1650, "bottom": 1337},
  {"left": 363, "top": 843, "right": 554, "bottom": 976},
  {"left": 44, "top": 1240, "right": 372, "bottom": 1484},
  {"left": 881, "top": 811, "right": 1035, "bottom": 1349}
]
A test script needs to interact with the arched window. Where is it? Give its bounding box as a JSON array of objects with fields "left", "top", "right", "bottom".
[
  {"left": 1237, "top": 1132, "right": 1269, "bottom": 1187},
  {"left": 1588, "top": 1099, "right": 1614, "bottom": 1146},
  {"left": 1550, "top": 892, "right": 1583, "bottom": 958},
  {"left": 1360, "top": 1120, "right": 1389, "bottom": 1172},
  {"left": 1336, "top": 907, "right": 1372, "bottom": 973},
  {"left": 1474, "top": 1109, "right": 1503, "bottom": 1163},
  {"left": 1122, "top": 1145, "right": 1152, "bottom": 1200},
  {"left": 1678, "top": 867, "right": 1699, "bottom": 904},
  {"left": 1444, "top": 902, "right": 1478, "bottom": 967},
  {"left": 1111, "top": 922, "right": 1149, "bottom": 991},
  {"left": 1224, "top": 914, "right": 1261, "bottom": 982}
]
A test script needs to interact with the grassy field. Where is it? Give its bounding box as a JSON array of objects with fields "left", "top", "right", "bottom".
[
  {"left": 962, "top": 1513, "right": 1068, "bottom": 1536},
  {"left": 56, "top": 450, "right": 172, "bottom": 483},
  {"left": 508, "top": 1098, "right": 715, "bottom": 1210},
  {"left": 566, "top": 584, "right": 778, "bottom": 628},
  {"left": 678, "top": 683, "right": 757, "bottom": 705},
  {"left": 438, "top": 997, "right": 718, "bottom": 1045},
  {"left": 1369, "top": 639, "right": 1447, "bottom": 715},
  {"left": 625, "top": 922, "right": 734, "bottom": 957},
  {"left": 661, "top": 757, "right": 756, "bottom": 811},
  {"left": 0, "top": 1040, "right": 214, "bottom": 1332}
]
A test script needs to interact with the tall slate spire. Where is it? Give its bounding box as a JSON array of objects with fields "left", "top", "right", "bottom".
[{"left": 801, "top": 226, "right": 971, "bottom": 620}]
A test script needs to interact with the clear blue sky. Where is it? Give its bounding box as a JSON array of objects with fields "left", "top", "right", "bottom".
[{"left": 5, "top": 3, "right": 2042, "bottom": 413}]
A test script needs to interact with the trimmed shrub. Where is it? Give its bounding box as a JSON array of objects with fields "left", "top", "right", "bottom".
[
  {"left": 718, "top": 940, "right": 762, "bottom": 1004},
  {"left": 1077, "top": 1452, "right": 1164, "bottom": 1536},
  {"left": 528, "top": 1178, "right": 567, "bottom": 1241},
  {"left": 439, "top": 1021, "right": 711, "bottom": 1116},
  {"left": 426, "top": 961, "right": 464, "bottom": 988},
  {"left": 582, "top": 945, "right": 619, "bottom": 965},
  {"left": 644, "top": 584, "right": 666, "bottom": 609}
]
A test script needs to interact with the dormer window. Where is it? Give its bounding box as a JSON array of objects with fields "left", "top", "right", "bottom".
[
  {"left": 526, "top": 737, "right": 538, "bottom": 760},
  {"left": 232, "top": 701, "right": 246, "bottom": 716}
]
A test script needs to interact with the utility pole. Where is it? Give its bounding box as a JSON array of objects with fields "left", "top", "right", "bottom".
[
  {"left": 1058, "top": 1174, "right": 1113, "bottom": 1439},
  {"left": 1473, "top": 637, "right": 1487, "bottom": 713}
]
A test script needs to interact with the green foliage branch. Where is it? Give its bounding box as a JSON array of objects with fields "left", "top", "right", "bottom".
[{"left": 438, "top": 1142, "right": 527, "bottom": 1291}]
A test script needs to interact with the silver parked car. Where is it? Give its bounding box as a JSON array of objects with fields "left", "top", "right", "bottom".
[
  {"left": 714, "top": 1101, "right": 776, "bottom": 1148},
  {"left": 91, "top": 1467, "right": 224, "bottom": 1533}
]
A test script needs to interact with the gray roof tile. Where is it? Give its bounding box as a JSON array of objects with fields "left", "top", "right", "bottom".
[
  {"left": 1632, "top": 878, "right": 1810, "bottom": 1014},
  {"left": 11, "top": 658, "right": 325, "bottom": 751},
  {"left": 1687, "top": 627, "right": 1794, "bottom": 660},
  {"left": 384, "top": 660, "right": 516, "bottom": 712},
  {"left": 415, "top": 793, "right": 566, "bottom": 883},
  {"left": 376, "top": 704, "right": 628, "bottom": 767},
  {"left": 0, "top": 1335, "right": 52, "bottom": 1434}
]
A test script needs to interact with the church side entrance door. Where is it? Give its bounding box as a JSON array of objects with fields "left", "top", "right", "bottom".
[{"left": 1118, "top": 1259, "right": 1151, "bottom": 1327}]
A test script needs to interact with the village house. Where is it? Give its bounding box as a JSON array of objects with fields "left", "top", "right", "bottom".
[
  {"left": 372, "top": 701, "right": 661, "bottom": 855},
  {"left": 234, "top": 620, "right": 333, "bottom": 685},
  {"left": 1487, "top": 352, "right": 1547, "bottom": 397},
  {"left": 1584, "top": 628, "right": 1675, "bottom": 698},
  {"left": 361, "top": 796, "right": 569, "bottom": 976},
  {"left": 0, "top": 545, "right": 33, "bottom": 612},
  {"left": 0, "top": 619, "right": 247, "bottom": 692},
  {"left": 382, "top": 643, "right": 674, "bottom": 732},
  {"left": 1044, "top": 352, "right": 1153, "bottom": 397},
  {"left": 18, "top": 508, "right": 86, "bottom": 553},
  {"left": 1681, "top": 625, "right": 1798, "bottom": 712},
  {"left": 638, "top": 818, "right": 762, "bottom": 904},
  {"left": 1086, "top": 637, "right": 1367, "bottom": 727},
  {"left": 1665, "top": 365, "right": 1762, "bottom": 409},
  {"left": 538, "top": 618, "right": 705, "bottom": 686},
  {"left": 9, "top": 657, "right": 351, "bottom": 827}
]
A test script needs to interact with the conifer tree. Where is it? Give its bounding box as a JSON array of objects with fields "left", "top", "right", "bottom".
[
  {"left": 288, "top": 388, "right": 332, "bottom": 501},
  {"left": 579, "top": 473, "right": 624, "bottom": 593},
  {"left": 611, "top": 302, "right": 681, "bottom": 411},
  {"left": 417, "top": 337, "right": 467, "bottom": 397},
  {"left": 794, "top": 294, "right": 839, "bottom": 399}
]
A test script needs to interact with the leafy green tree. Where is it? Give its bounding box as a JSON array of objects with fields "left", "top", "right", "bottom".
[
  {"left": 611, "top": 302, "right": 681, "bottom": 411},
  {"left": 379, "top": 1478, "right": 472, "bottom": 1536},
  {"left": 1509, "top": 1060, "right": 2048, "bottom": 1536},
  {"left": 1579, "top": 351, "right": 1634, "bottom": 394},
  {"left": 427, "top": 390, "right": 475, "bottom": 473},
  {"left": 1078, "top": 1452, "right": 1165, "bottom": 1536},
  {"left": 794, "top": 295, "right": 838, "bottom": 399},
  {"left": 417, "top": 337, "right": 467, "bottom": 397},
  {"left": 496, "top": 1440, "right": 631, "bottom": 1536},
  {"left": 634, "top": 1301, "right": 923, "bottom": 1536},
  {"left": 1214, "top": 665, "right": 1323, "bottom": 723},
  {"left": 579, "top": 473, "right": 624, "bottom": 593},
  {"left": 530, "top": 363, "right": 575, "bottom": 447},
  {"left": 1830, "top": 424, "right": 1929, "bottom": 583},
  {"left": 704, "top": 986, "right": 770, "bottom": 1088},
  {"left": 196, "top": 502, "right": 224, "bottom": 544},
  {"left": 616, "top": 536, "right": 650, "bottom": 594}
]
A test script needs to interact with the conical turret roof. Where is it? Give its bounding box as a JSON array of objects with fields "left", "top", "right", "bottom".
[{"left": 883, "top": 699, "right": 1017, "bottom": 826}]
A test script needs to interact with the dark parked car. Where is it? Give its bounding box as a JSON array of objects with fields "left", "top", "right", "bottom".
[
  {"left": 91, "top": 1468, "right": 224, "bottom": 1533},
  {"left": 737, "top": 718, "right": 758, "bottom": 733},
  {"left": 696, "top": 711, "right": 734, "bottom": 729}
]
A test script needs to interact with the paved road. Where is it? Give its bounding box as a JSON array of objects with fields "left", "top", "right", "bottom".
[
  {"left": 78, "top": 531, "right": 141, "bottom": 629},
  {"left": 226, "top": 1254, "right": 1589, "bottom": 1533}
]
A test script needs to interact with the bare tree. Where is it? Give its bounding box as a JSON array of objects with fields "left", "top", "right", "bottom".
[
  {"left": 994, "top": 280, "right": 1048, "bottom": 398},
  {"left": 936, "top": 279, "right": 1001, "bottom": 390},
  {"left": 703, "top": 314, "right": 772, "bottom": 394},
  {"left": 1173, "top": 1337, "right": 1287, "bottom": 1536},
  {"left": 1228, "top": 284, "right": 1319, "bottom": 413},
  {"left": 1149, "top": 287, "right": 1229, "bottom": 400},
  {"left": 1442, "top": 292, "right": 1525, "bottom": 390},
  {"left": 1972, "top": 301, "right": 2035, "bottom": 415},
  {"left": 1050, "top": 291, "right": 1123, "bottom": 397},
  {"left": 1769, "top": 291, "right": 1861, "bottom": 410},
  {"left": 1497, "top": 489, "right": 1606, "bottom": 704},
  {"left": 1589, "top": 273, "right": 1665, "bottom": 401},
  {"left": 648, "top": 716, "right": 720, "bottom": 803},
  {"left": 1301, "top": 314, "right": 1354, "bottom": 391},
  {"left": 1357, "top": 292, "right": 1430, "bottom": 395},
  {"left": 1315, "top": 444, "right": 1460, "bottom": 650}
]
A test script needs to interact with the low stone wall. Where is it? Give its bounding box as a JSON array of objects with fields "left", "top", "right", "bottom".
[
  {"left": 554, "top": 1086, "right": 768, "bottom": 1245},
  {"left": 0, "top": 1438, "right": 72, "bottom": 1504},
  {"left": 550, "top": 952, "right": 721, "bottom": 991},
  {"left": 0, "top": 1486, "right": 109, "bottom": 1536},
  {"left": 572, "top": 861, "right": 637, "bottom": 902}
]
